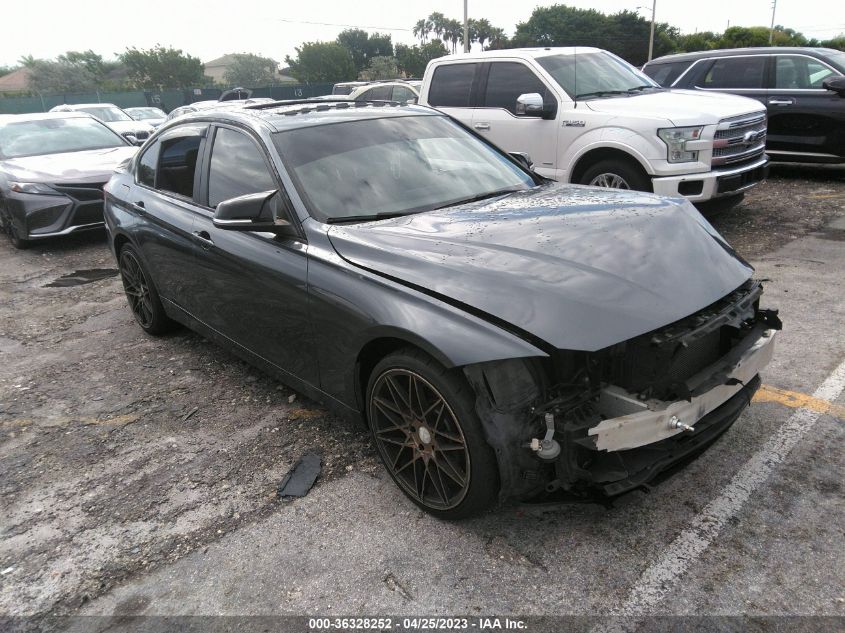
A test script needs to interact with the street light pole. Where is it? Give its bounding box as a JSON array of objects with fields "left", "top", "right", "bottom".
[
  {"left": 647, "top": 0, "right": 656, "bottom": 62},
  {"left": 769, "top": 0, "right": 777, "bottom": 45},
  {"left": 463, "top": 0, "right": 470, "bottom": 53}
]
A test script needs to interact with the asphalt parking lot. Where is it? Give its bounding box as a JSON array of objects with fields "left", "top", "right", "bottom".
[{"left": 1, "top": 164, "right": 843, "bottom": 630}]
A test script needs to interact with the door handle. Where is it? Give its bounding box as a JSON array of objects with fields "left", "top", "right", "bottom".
[
  {"left": 768, "top": 98, "right": 794, "bottom": 106},
  {"left": 133, "top": 200, "right": 145, "bottom": 211},
  {"left": 473, "top": 122, "right": 491, "bottom": 130},
  {"left": 193, "top": 230, "right": 214, "bottom": 247}
]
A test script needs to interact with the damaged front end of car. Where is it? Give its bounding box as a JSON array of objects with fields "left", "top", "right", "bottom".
[{"left": 463, "top": 279, "right": 782, "bottom": 502}]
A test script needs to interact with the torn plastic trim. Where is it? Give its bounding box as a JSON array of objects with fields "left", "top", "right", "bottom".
[{"left": 587, "top": 328, "right": 777, "bottom": 452}]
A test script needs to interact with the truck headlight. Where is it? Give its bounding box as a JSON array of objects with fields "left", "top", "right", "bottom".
[
  {"left": 9, "top": 182, "right": 61, "bottom": 195},
  {"left": 658, "top": 126, "right": 704, "bottom": 163}
]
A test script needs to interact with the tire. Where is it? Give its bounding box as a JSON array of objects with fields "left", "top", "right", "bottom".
[
  {"left": 366, "top": 348, "right": 500, "bottom": 519},
  {"left": 118, "top": 244, "right": 175, "bottom": 335},
  {"left": 2, "top": 212, "right": 29, "bottom": 250},
  {"left": 579, "top": 158, "right": 651, "bottom": 192}
]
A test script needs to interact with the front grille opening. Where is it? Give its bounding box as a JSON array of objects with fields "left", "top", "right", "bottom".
[{"left": 678, "top": 180, "right": 704, "bottom": 196}]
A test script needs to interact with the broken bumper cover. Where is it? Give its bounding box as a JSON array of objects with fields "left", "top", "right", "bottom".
[{"left": 588, "top": 328, "right": 776, "bottom": 452}]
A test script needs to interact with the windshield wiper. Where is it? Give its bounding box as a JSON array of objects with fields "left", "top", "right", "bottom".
[
  {"left": 574, "top": 90, "right": 627, "bottom": 99},
  {"left": 325, "top": 211, "right": 412, "bottom": 224},
  {"left": 433, "top": 186, "right": 525, "bottom": 210},
  {"left": 626, "top": 85, "right": 659, "bottom": 93}
]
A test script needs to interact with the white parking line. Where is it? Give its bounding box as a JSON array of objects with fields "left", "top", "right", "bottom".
[{"left": 594, "top": 358, "right": 845, "bottom": 632}]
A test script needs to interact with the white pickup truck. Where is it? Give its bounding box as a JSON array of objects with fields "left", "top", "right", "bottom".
[{"left": 419, "top": 47, "right": 769, "bottom": 204}]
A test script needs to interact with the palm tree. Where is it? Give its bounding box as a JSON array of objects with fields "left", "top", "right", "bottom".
[
  {"left": 487, "top": 27, "right": 507, "bottom": 50},
  {"left": 428, "top": 12, "right": 446, "bottom": 40},
  {"left": 444, "top": 19, "right": 462, "bottom": 53},
  {"left": 473, "top": 18, "right": 494, "bottom": 50},
  {"left": 412, "top": 19, "right": 430, "bottom": 45}
]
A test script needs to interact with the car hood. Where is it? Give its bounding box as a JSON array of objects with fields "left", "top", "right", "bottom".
[
  {"left": 0, "top": 146, "right": 138, "bottom": 184},
  {"left": 585, "top": 89, "right": 764, "bottom": 125},
  {"left": 327, "top": 183, "right": 754, "bottom": 352}
]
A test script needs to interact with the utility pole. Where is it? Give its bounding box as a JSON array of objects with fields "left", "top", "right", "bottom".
[
  {"left": 769, "top": 0, "right": 777, "bottom": 44},
  {"left": 463, "top": 0, "right": 470, "bottom": 53},
  {"left": 647, "top": 0, "right": 656, "bottom": 62}
]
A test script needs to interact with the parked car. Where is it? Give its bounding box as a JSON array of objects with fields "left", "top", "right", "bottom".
[
  {"left": 125, "top": 106, "right": 167, "bottom": 128},
  {"left": 0, "top": 112, "right": 137, "bottom": 248},
  {"left": 420, "top": 47, "right": 770, "bottom": 206},
  {"left": 332, "top": 81, "right": 370, "bottom": 95},
  {"left": 643, "top": 47, "right": 845, "bottom": 164},
  {"left": 347, "top": 81, "right": 419, "bottom": 103},
  {"left": 49, "top": 103, "right": 155, "bottom": 145},
  {"left": 166, "top": 98, "right": 275, "bottom": 121},
  {"left": 103, "top": 100, "right": 780, "bottom": 517}
]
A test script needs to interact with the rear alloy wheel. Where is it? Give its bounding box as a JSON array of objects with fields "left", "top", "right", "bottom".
[
  {"left": 580, "top": 159, "right": 651, "bottom": 192},
  {"left": 367, "top": 349, "right": 499, "bottom": 519},
  {"left": 119, "top": 245, "right": 174, "bottom": 335}
]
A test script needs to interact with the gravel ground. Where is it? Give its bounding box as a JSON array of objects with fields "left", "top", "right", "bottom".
[{"left": 0, "top": 166, "right": 843, "bottom": 625}]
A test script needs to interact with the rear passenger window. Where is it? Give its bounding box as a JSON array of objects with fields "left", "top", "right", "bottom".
[
  {"left": 208, "top": 127, "right": 276, "bottom": 208},
  {"left": 428, "top": 64, "right": 478, "bottom": 107},
  {"left": 392, "top": 85, "right": 417, "bottom": 102},
  {"left": 158, "top": 136, "right": 202, "bottom": 198},
  {"left": 136, "top": 141, "right": 159, "bottom": 188},
  {"left": 701, "top": 57, "right": 766, "bottom": 89},
  {"left": 483, "top": 62, "right": 549, "bottom": 114},
  {"left": 360, "top": 85, "right": 392, "bottom": 101}
]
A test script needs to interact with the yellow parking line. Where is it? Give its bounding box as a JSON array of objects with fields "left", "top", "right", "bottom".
[{"left": 754, "top": 384, "right": 845, "bottom": 420}]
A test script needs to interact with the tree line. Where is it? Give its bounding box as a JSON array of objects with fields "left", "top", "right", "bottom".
[{"left": 3, "top": 4, "right": 843, "bottom": 94}]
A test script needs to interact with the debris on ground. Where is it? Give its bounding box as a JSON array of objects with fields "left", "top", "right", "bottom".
[
  {"left": 277, "top": 453, "right": 322, "bottom": 498},
  {"left": 43, "top": 268, "right": 118, "bottom": 288}
]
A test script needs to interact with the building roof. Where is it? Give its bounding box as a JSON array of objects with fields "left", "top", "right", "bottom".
[{"left": 0, "top": 68, "right": 31, "bottom": 93}]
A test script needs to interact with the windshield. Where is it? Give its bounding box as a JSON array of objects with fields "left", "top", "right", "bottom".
[
  {"left": 537, "top": 52, "right": 660, "bottom": 99},
  {"left": 0, "top": 117, "right": 126, "bottom": 159},
  {"left": 78, "top": 106, "right": 132, "bottom": 122},
  {"left": 128, "top": 108, "right": 164, "bottom": 120},
  {"left": 824, "top": 51, "right": 845, "bottom": 73},
  {"left": 273, "top": 114, "right": 535, "bottom": 222}
]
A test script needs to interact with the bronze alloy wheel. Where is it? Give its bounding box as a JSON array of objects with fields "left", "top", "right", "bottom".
[
  {"left": 368, "top": 368, "right": 471, "bottom": 511},
  {"left": 120, "top": 249, "right": 155, "bottom": 329}
]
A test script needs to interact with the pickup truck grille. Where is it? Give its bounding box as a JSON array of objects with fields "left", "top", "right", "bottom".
[{"left": 712, "top": 113, "right": 767, "bottom": 167}]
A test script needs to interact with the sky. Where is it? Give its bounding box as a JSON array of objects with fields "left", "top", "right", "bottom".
[{"left": 2, "top": 0, "right": 844, "bottom": 68}]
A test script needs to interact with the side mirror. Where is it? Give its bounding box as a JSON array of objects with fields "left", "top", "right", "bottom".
[
  {"left": 516, "top": 93, "right": 557, "bottom": 120},
  {"left": 125, "top": 134, "right": 142, "bottom": 146},
  {"left": 213, "top": 190, "right": 294, "bottom": 235},
  {"left": 822, "top": 76, "right": 845, "bottom": 97},
  {"left": 509, "top": 152, "right": 534, "bottom": 171}
]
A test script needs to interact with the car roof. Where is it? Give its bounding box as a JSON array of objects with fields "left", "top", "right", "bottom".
[
  {"left": 0, "top": 111, "right": 96, "bottom": 125},
  {"left": 431, "top": 46, "right": 603, "bottom": 63},
  {"left": 162, "top": 101, "right": 440, "bottom": 134},
  {"left": 647, "top": 47, "right": 842, "bottom": 65},
  {"left": 53, "top": 103, "right": 121, "bottom": 109}
]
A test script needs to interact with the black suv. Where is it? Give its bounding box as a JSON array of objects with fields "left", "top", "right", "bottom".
[{"left": 643, "top": 47, "right": 845, "bottom": 164}]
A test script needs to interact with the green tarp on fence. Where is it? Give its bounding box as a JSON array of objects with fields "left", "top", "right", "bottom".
[{"left": 0, "top": 84, "right": 335, "bottom": 114}]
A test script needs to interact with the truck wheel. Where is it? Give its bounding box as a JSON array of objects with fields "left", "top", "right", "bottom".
[
  {"left": 366, "top": 348, "right": 500, "bottom": 519},
  {"left": 579, "top": 159, "right": 651, "bottom": 192}
]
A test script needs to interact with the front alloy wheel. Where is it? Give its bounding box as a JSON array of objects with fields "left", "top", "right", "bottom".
[
  {"left": 588, "top": 173, "right": 631, "bottom": 189},
  {"left": 366, "top": 349, "right": 500, "bottom": 519},
  {"left": 370, "top": 369, "right": 471, "bottom": 511}
]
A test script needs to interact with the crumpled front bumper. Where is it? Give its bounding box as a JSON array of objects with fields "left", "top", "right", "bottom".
[{"left": 588, "top": 328, "right": 777, "bottom": 452}]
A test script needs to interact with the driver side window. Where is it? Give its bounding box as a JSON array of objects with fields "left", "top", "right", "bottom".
[{"left": 208, "top": 127, "right": 277, "bottom": 208}]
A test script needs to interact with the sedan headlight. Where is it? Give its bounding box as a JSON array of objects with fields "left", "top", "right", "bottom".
[
  {"left": 658, "top": 126, "right": 704, "bottom": 163},
  {"left": 9, "top": 182, "right": 61, "bottom": 195}
]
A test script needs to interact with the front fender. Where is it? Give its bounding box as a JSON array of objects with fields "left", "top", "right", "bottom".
[{"left": 563, "top": 129, "right": 659, "bottom": 181}]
